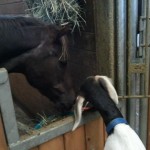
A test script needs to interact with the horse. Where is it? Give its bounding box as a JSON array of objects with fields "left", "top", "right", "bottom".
[
  {"left": 0, "top": 15, "right": 69, "bottom": 63},
  {"left": 0, "top": 15, "right": 75, "bottom": 116}
]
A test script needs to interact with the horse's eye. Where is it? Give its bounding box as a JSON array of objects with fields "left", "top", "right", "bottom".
[{"left": 53, "top": 84, "right": 65, "bottom": 94}]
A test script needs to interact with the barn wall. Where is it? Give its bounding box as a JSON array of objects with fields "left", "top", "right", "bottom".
[
  {"left": 30, "top": 118, "right": 105, "bottom": 150},
  {"left": 68, "top": 0, "right": 97, "bottom": 90},
  {"left": 68, "top": 0, "right": 115, "bottom": 90},
  {"left": 0, "top": 0, "right": 27, "bottom": 15}
]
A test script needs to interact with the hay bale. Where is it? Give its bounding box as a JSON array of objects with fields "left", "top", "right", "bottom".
[{"left": 26, "top": 0, "right": 86, "bottom": 31}]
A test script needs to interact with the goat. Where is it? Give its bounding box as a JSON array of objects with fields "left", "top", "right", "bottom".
[{"left": 73, "top": 75, "right": 146, "bottom": 150}]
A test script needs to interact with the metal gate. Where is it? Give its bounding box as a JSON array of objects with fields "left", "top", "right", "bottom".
[{"left": 115, "top": 0, "right": 150, "bottom": 146}]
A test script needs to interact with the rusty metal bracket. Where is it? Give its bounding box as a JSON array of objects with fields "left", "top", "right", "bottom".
[{"left": 129, "top": 64, "right": 146, "bottom": 73}]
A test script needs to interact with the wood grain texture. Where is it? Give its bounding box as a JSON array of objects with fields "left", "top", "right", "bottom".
[
  {"left": 64, "top": 126, "right": 86, "bottom": 150},
  {"left": 85, "top": 117, "right": 105, "bottom": 150},
  {"left": 93, "top": 0, "right": 115, "bottom": 78},
  {"left": 9, "top": 73, "right": 58, "bottom": 117},
  {"left": 0, "top": 115, "right": 8, "bottom": 150},
  {"left": 68, "top": 49, "right": 97, "bottom": 90},
  {"left": 0, "top": 0, "right": 23, "bottom": 5},
  {"left": 30, "top": 147, "right": 39, "bottom": 150},
  {"left": 0, "top": 1, "right": 27, "bottom": 14},
  {"left": 69, "top": 32, "right": 95, "bottom": 51},
  {"left": 39, "top": 136, "right": 65, "bottom": 150}
]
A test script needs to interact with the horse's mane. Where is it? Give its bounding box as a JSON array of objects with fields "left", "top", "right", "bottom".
[{"left": 0, "top": 15, "right": 45, "bottom": 28}]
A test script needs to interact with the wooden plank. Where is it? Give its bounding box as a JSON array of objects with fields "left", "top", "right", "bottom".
[
  {"left": 69, "top": 32, "right": 95, "bottom": 51},
  {"left": 39, "top": 136, "right": 65, "bottom": 150},
  {"left": 30, "top": 147, "right": 39, "bottom": 150},
  {"left": 0, "top": 0, "right": 23, "bottom": 5},
  {"left": 68, "top": 49, "right": 97, "bottom": 90},
  {"left": 83, "top": 0, "right": 95, "bottom": 33},
  {"left": 0, "top": 1, "right": 27, "bottom": 14},
  {"left": 77, "top": 0, "right": 95, "bottom": 33},
  {"left": 64, "top": 126, "right": 86, "bottom": 150},
  {"left": 9, "top": 73, "right": 58, "bottom": 116},
  {"left": 68, "top": 62, "right": 97, "bottom": 90},
  {"left": 69, "top": 49, "right": 96, "bottom": 66},
  {"left": 0, "top": 115, "right": 8, "bottom": 150},
  {"left": 94, "top": 0, "right": 115, "bottom": 78},
  {"left": 85, "top": 117, "right": 105, "bottom": 150}
]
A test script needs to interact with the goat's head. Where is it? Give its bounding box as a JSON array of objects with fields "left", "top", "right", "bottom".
[{"left": 72, "top": 75, "right": 118, "bottom": 131}]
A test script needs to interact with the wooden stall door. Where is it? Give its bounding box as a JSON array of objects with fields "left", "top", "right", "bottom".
[
  {"left": 85, "top": 118, "right": 105, "bottom": 150},
  {"left": 0, "top": 0, "right": 27, "bottom": 15},
  {"left": 64, "top": 126, "right": 86, "bottom": 150},
  {"left": 0, "top": 116, "right": 8, "bottom": 150},
  {"left": 30, "top": 118, "right": 105, "bottom": 150}
]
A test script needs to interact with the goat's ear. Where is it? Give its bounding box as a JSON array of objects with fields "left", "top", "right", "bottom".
[
  {"left": 57, "top": 23, "right": 72, "bottom": 38},
  {"left": 95, "top": 75, "right": 119, "bottom": 105}
]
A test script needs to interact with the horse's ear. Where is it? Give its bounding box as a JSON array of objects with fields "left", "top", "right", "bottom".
[{"left": 57, "top": 23, "right": 72, "bottom": 38}]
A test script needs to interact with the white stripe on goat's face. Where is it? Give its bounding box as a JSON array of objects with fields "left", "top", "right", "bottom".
[
  {"left": 95, "top": 75, "right": 118, "bottom": 105},
  {"left": 72, "top": 75, "right": 117, "bottom": 131},
  {"left": 72, "top": 96, "right": 85, "bottom": 131}
]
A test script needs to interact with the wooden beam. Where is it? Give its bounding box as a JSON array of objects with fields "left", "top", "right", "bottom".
[
  {"left": 64, "top": 126, "right": 86, "bottom": 150},
  {"left": 94, "top": 0, "right": 115, "bottom": 79}
]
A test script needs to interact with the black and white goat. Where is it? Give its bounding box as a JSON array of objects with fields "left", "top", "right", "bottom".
[{"left": 72, "top": 75, "right": 146, "bottom": 150}]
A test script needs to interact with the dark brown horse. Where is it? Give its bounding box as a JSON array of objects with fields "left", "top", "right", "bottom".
[
  {"left": 0, "top": 15, "right": 75, "bottom": 115},
  {"left": 0, "top": 15, "right": 69, "bottom": 63}
]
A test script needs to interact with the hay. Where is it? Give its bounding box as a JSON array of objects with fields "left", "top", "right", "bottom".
[
  {"left": 34, "top": 112, "right": 74, "bottom": 129},
  {"left": 26, "top": 0, "right": 86, "bottom": 31}
]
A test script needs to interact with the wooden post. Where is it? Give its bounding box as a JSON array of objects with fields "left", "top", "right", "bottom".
[
  {"left": 94, "top": 0, "right": 115, "bottom": 79},
  {"left": 85, "top": 117, "right": 105, "bottom": 150},
  {"left": 39, "top": 136, "right": 65, "bottom": 150},
  {"left": 64, "top": 126, "right": 86, "bottom": 150},
  {"left": 0, "top": 115, "right": 8, "bottom": 150}
]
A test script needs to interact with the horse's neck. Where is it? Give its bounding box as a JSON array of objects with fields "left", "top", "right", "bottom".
[
  {"left": 0, "top": 25, "right": 50, "bottom": 63},
  {"left": 1, "top": 45, "right": 51, "bottom": 73}
]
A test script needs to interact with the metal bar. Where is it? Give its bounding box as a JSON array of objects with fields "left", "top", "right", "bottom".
[
  {"left": 139, "top": 0, "right": 150, "bottom": 145},
  {"left": 144, "top": 0, "right": 150, "bottom": 96},
  {"left": 9, "top": 111, "right": 100, "bottom": 150},
  {"left": 0, "top": 68, "right": 19, "bottom": 144},
  {"left": 118, "top": 95, "right": 150, "bottom": 99},
  {"left": 127, "top": 0, "right": 139, "bottom": 132},
  {"left": 115, "top": 0, "right": 127, "bottom": 117}
]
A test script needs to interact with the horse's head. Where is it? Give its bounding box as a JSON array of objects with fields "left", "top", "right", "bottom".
[
  {"left": 0, "top": 17, "right": 75, "bottom": 114},
  {"left": 24, "top": 56, "right": 75, "bottom": 114}
]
